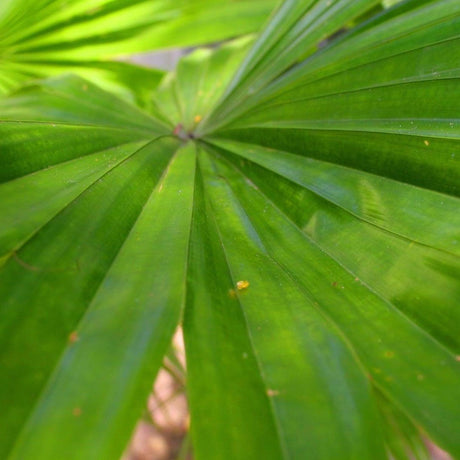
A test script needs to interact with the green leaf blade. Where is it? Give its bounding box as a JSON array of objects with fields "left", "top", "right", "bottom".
[
  {"left": 185, "top": 147, "right": 388, "bottom": 460},
  {"left": 8, "top": 143, "right": 196, "bottom": 459}
]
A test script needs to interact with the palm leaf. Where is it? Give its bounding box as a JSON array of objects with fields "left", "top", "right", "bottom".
[
  {"left": 0, "top": 0, "right": 459, "bottom": 459},
  {"left": 0, "top": 0, "right": 277, "bottom": 99}
]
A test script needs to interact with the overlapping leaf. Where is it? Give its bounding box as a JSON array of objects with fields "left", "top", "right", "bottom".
[
  {"left": 0, "top": 0, "right": 277, "bottom": 100},
  {"left": 1, "top": 0, "right": 459, "bottom": 459}
]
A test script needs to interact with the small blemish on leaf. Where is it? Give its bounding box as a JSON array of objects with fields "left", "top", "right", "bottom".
[
  {"left": 194, "top": 115, "right": 202, "bottom": 123},
  {"left": 332, "top": 281, "right": 337, "bottom": 287},
  {"left": 384, "top": 351, "right": 394, "bottom": 358},
  {"left": 68, "top": 331, "right": 79, "bottom": 344},
  {"left": 236, "top": 280, "right": 249, "bottom": 291},
  {"left": 455, "top": 355, "right": 460, "bottom": 362},
  {"left": 13, "top": 252, "right": 39, "bottom": 271},
  {"left": 73, "top": 407, "right": 82, "bottom": 417},
  {"left": 417, "top": 374, "right": 425, "bottom": 381},
  {"left": 228, "top": 288, "right": 237, "bottom": 299},
  {"left": 424, "top": 140, "right": 430, "bottom": 146},
  {"left": 266, "top": 389, "right": 279, "bottom": 397}
]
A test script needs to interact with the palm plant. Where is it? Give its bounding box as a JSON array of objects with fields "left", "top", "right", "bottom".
[{"left": 0, "top": 0, "right": 459, "bottom": 459}]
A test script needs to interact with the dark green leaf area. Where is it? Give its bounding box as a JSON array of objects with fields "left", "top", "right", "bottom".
[
  {"left": 206, "top": 140, "right": 460, "bottom": 353},
  {"left": 0, "top": 141, "right": 146, "bottom": 256},
  {"left": 216, "top": 128, "right": 459, "bottom": 196},
  {"left": 8, "top": 144, "right": 196, "bottom": 460},
  {"left": 184, "top": 163, "right": 283, "bottom": 460},
  {"left": 0, "top": 137, "right": 178, "bottom": 458},
  {"left": 200, "top": 143, "right": 460, "bottom": 457},
  {"left": 186, "top": 148, "right": 387, "bottom": 460},
  {"left": 0, "top": 123, "right": 143, "bottom": 183}
]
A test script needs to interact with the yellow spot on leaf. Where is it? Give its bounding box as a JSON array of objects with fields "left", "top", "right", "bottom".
[
  {"left": 236, "top": 280, "right": 249, "bottom": 291},
  {"left": 228, "top": 288, "right": 237, "bottom": 299},
  {"left": 424, "top": 140, "right": 430, "bottom": 146},
  {"left": 266, "top": 389, "right": 279, "bottom": 397},
  {"left": 73, "top": 407, "right": 82, "bottom": 417},
  {"left": 194, "top": 115, "right": 202, "bottom": 123},
  {"left": 384, "top": 351, "right": 394, "bottom": 358}
]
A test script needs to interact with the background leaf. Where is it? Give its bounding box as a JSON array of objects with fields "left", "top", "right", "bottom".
[{"left": 0, "top": 0, "right": 278, "bottom": 98}]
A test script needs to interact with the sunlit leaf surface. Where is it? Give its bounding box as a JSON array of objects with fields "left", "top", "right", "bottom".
[{"left": 0, "top": 0, "right": 277, "bottom": 99}]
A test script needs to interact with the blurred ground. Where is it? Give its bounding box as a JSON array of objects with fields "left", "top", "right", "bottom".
[
  {"left": 123, "top": 329, "right": 191, "bottom": 460},
  {"left": 129, "top": 50, "right": 186, "bottom": 71}
]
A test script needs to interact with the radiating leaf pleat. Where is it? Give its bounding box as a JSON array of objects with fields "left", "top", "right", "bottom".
[
  {"left": 215, "top": 128, "right": 459, "bottom": 196},
  {"left": 184, "top": 157, "right": 284, "bottom": 460},
  {"left": 211, "top": 0, "right": 381, "bottom": 128},
  {"left": 0, "top": 76, "right": 167, "bottom": 133},
  {"left": 0, "top": 137, "right": 179, "bottom": 458},
  {"left": 0, "top": 0, "right": 278, "bottom": 96},
  {"left": 207, "top": 140, "right": 460, "bottom": 353},
  {"left": 8, "top": 143, "right": 196, "bottom": 460},
  {"left": 210, "top": 0, "right": 460, "bottom": 127},
  {"left": 0, "top": 123, "right": 149, "bottom": 183},
  {"left": 208, "top": 139, "right": 460, "bottom": 256},
  {"left": 0, "top": 140, "right": 146, "bottom": 255},
  {"left": 0, "top": 75, "right": 170, "bottom": 183},
  {"left": 200, "top": 145, "right": 460, "bottom": 456},
  {"left": 185, "top": 147, "right": 387, "bottom": 460},
  {"left": 2, "top": 59, "right": 165, "bottom": 109}
]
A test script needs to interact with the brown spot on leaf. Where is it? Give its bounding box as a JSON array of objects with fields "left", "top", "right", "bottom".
[
  {"left": 13, "top": 252, "right": 39, "bottom": 271},
  {"left": 68, "top": 331, "right": 79, "bottom": 344},
  {"left": 266, "top": 389, "right": 279, "bottom": 397}
]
